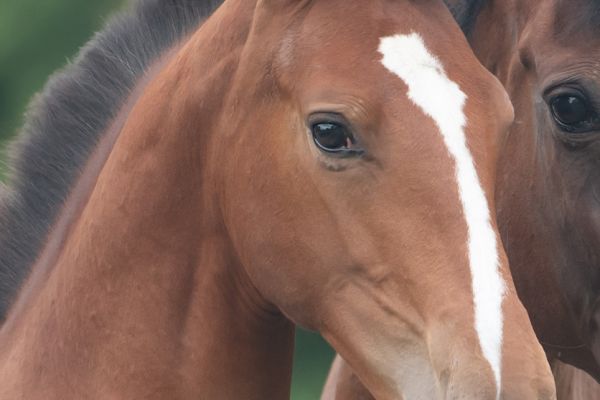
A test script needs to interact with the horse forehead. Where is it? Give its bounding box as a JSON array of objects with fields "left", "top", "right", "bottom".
[
  {"left": 273, "top": 1, "right": 453, "bottom": 64},
  {"left": 554, "top": 0, "right": 600, "bottom": 29},
  {"left": 376, "top": 31, "right": 485, "bottom": 123},
  {"left": 528, "top": 0, "right": 600, "bottom": 43},
  {"left": 521, "top": 1, "right": 600, "bottom": 82}
]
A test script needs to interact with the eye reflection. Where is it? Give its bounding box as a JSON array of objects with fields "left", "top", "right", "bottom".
[
  {"left": 551, "top": 95, "right": 588, "bottom": 127},
  {"left": 312, "top": 123, "right": 354, "bottom": 152}
]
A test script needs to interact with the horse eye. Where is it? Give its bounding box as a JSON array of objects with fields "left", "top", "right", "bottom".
[
  {"left": 550, "top": 95, "right": 591, "bottom": 130},
  {"left": 311, "top": 122, "right": 359, "bottom": 155}
]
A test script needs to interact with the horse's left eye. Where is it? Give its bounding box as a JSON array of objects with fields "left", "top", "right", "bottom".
[
  {"left": 311, "top": 122, "right": 361, "bottom": 156},
  {"left": 550, "top": 94, "right": 599, "bottom": 133}
]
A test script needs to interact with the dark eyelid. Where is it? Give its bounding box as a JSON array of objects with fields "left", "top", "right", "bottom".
[
  {"left": 307, "top": 111, "right": 352, "bottom": 128},
  {"left": 543, "top": 81, "right": 600, "bottom": 110},
  {"left": 543, "top": 83, "right": 585, "bottom": 102}
]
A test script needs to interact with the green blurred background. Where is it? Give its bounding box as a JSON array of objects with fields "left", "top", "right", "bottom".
[{"left": 0, "top": 1, "right": 335, "bottom": 398}]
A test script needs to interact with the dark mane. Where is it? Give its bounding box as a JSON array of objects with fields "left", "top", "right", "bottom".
[
  {"left": 443, "top": 0, "right": 487, "bottom": 35},
  {"left": 0, "top": 0, "right": 223, "bottom": 321}
]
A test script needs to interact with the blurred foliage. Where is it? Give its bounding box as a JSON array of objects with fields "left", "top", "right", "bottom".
[
  {"left": 0, "top": 0, "right": 123, "bottom": 143},
  {"left": 293, "top": 329, "right": 336, "bottom": 400},
  {"left": 0, "top": 0, "right": 334, "bottom": 398}
]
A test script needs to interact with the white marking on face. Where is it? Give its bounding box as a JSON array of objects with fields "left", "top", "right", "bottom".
[{"left": 378, "top": 33, "right": 506, "bottom": 398}]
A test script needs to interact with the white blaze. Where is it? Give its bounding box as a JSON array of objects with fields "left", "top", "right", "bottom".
[{"left": 378, "top": 33, "right": 505, "bottom": 397}]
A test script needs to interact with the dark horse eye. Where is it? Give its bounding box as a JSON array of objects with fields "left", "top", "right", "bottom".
[
  {"left": 550, "top": 95, "right": 593, "bottom": 131},
  {"left": 311, "top": 122, "right": 357, "bottom": 154}
]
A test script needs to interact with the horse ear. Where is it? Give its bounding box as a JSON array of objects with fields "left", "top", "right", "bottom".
[{"left": 443, "top": 0, "right": 486, "bottom": 34}]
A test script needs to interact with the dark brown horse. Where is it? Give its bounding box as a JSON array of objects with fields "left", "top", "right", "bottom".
[
  {"left": 0, "top": 0, "right": 554, "bottom": 399},
  {"left": 472, "top": 0, "right": 600, "bottom": 396},
  {"left": 324, "top": 0, "right": 600, "bottom": 398}
]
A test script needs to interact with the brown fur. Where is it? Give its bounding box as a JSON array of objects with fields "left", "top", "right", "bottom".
[
  {"left": 0, "top": 0, "right": 224, "bottom": 320},
  {"left": 324, "top": 0, "right": 600, "bottom": 398},
  {"left": 0, "top": 1, "right": 554, "bottom": 399},
  {"left": 474, "top": 0, "right": 600, "bottom": 396}
]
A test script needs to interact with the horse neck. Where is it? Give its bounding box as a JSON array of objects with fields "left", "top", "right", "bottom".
[{"left": 0, "top": 2, "right": 295, "bottom": 398}]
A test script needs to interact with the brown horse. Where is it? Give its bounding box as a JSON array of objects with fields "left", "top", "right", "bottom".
[
  {"left": 0, "top": 0, "right": 554, "bottom": 398},
  {"left": 473, "top": 0, "right": 600, "bottom": 396},
  {"left": 323, "top": 0, "right": 600, "bottom": 398}
]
